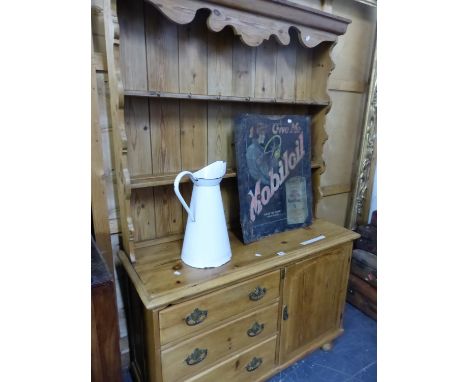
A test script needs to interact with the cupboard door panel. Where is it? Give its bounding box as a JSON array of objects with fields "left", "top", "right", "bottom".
[{"left": 279, "top": 244, "right": 351, "bottom": 363}]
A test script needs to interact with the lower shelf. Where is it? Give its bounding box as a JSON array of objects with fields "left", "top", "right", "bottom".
[{"left": 130, "top": 162, "right": 321, "bottom": 189}]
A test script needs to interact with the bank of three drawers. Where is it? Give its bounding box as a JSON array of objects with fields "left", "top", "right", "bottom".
[{"left": 158, "top": 270, "right": 281, "bottom": 381}]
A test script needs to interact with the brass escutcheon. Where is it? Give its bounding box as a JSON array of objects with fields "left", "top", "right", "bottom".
[
  {"left": 185, "top": 348, "right": 208, "bottom": 366},
  {"left": 249, "top": 286, "right": 266, "bottom": 301},
  {"left": 247, "top": 321, "right": 265, "bottom": 337},
  {"left": 185, "top": 308, "right": 208, "bottom": 326},
  {"left": 245, "top": 356, "right": 263, "bottom": 372}
]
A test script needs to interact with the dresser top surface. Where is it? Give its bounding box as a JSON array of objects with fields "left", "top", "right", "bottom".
[{"left": 119, "top": 219, "right": 359, "bottom": 309}]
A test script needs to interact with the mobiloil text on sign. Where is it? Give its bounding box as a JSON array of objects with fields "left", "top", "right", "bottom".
[{"left": 235, "top": 114, "right": 313, "bottom": 243}]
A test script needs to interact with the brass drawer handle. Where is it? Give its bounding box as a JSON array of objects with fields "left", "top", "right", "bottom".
[
  {"left": 247, "top": 321, "right": 264, "bottom": 337},
  {"left": 249, "top": 286, "right": 266, "bottom": 301},
  {"left": 185, "top": 348, "right": 208, "bottom": 366},
  {"left": 185, "top": 308, "right": 208, "bottom": 326},
  {"left": 245, "top": 356, "right": 263, "bottom": 372}
]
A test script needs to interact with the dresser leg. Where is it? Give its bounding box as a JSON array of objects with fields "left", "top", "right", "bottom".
[{"left": 321, "top": 342, "right": 333, "bottom": 351}]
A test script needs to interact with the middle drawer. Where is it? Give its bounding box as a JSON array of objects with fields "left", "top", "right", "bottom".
[
  {"left": 159, "top": 270, "right": 280, "bottom": 345},
  {"left": 161, "top": 302, "right": 279, "bottom": 382}
]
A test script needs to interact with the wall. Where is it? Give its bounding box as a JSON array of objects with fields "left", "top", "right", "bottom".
[
  {"left": 92, "top": 0, "right": 131, "bottom": 368},
  {"left": 316, "top": 0, "right": 376, "bottom": 226},
  {"left": 283, "top": 1, "right": 377, "bottom": 227}
]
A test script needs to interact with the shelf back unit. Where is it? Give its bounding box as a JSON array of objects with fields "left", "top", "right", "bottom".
[{"left": 104, "top": 0, "right": 351, "bottom": 262}]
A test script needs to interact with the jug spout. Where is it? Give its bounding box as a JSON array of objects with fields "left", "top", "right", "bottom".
[{"left": 193, "top": 161, "right": 226, "bottom": 180}]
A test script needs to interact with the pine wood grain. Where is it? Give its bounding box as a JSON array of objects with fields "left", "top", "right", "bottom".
[
  {"left": 207, "top": 29, "right": 233, "bottom": 96},
  {"left": 129, "top": 160, "right": 320, "bottom": 189},
  {"left": 106, "top": 3, "right": 360, "bottom": 380},
  {"left": 178, "top": 16, "right": 208, "bottom": 94},
  {"left": 180, "top": 101, "right": 208, "bottom": 170},
  {"left": 161, "top": 303, "right": 278, "bottom": 381},
  {"left": 92, "top": 45, "right": 113, "bottom": 266},
  {"left": 149, "top": 99, "right": 181, "bottom": 174},
  {"left": 103, "top": 0, "right": 136, "bottom": 260},
  {"left": 207, "top": 102, "right": 234, "bottom": 167},
  {"left": 310, "top": 42, "right": 333, "bottom": 101},
  {"left": 185, "top": 336, "right": 277, "bottom": 382},
  {"left": 153, "top": 185, "right": 184, "bottom": 238},
  {"left": 275, "top": 42, "right": 297, "bottom": 100},
  {"left": 118, "top": 219, "right": 359, "bottom": 310},
  {"left": 117, "top": 0, "right": 147, "bottom": 90},
  {"left": 144, "top": 308, "right": 164, "bottom": 382},
  {"left": 329, "top": 0, "right": 376, "bottom": 89},
  {"left": 279, "top": 244, "right": 349, "bottom": 363},
  {"left": 159, "top": 271, "right": 280, "bottom": 345},
  {"left": 295, "top": 44, "right": 314, "bottom": 101},
  {"left": 125, "top": 90, "right": 329, "bottom": 105},
  {"left": 221, "top": 177, "right": 240, "bottom": 229},
  {"left": 145, "top": 0, "right": 350, "bottom": 49},
  {"left": 124, "top": 97, "right": 152, "bottom": 175},
  {"left": 131, "top": 188, "right": 156, "bottom": 241},
  {"left": 145, "top": 2, "right": 179, "bottom": 93},
  {"left": 232, "top": 38, "right": 256, "bottom": 97},
  {"left": 254, "top": 38, "right": 277, "bottom": 98}
]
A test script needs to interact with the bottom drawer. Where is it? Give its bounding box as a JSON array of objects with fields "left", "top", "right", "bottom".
[{"left": 186, "top": 336, "right": 277, "bottom": 382}]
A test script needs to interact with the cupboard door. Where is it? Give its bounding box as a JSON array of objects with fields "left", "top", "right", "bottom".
[{"left": 279, "top": 244, "right": 351, "bottom": 363}]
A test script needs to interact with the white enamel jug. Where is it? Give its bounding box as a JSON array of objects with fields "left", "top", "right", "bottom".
[{"left": 174, "top": 161, "right": 232, "bottom": 268}]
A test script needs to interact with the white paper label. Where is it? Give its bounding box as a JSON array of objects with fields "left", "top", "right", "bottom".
[{"left": 300, "top": 235, "right": 326, "bottom": 245}]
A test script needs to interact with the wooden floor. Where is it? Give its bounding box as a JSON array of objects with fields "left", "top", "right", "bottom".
[{"left": 123, "top": 303, "right": 377, "bottom": 382}]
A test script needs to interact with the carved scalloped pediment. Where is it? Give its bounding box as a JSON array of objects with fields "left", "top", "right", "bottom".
[{"left": 146, "top": 0, "right": 350, "bottom": 48}]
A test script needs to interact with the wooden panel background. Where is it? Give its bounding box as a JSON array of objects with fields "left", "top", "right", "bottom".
[
  {"left": 316, "top": 0, "right": 377, "bottom": 226},
  {"left": 321, "top": 91, "right": 365, "bottom": 187},
  {"left": 92, "top": 0, "right": 377, "bottom": 369},
  {"left": 125, "top": 98, "right": 320, "bottom": 243},
  {"left": 117, "top": 1, "right": 334, "bottom": 244},
  {"left": 93, "top": 0, "right": 130, "bottom": 369}
]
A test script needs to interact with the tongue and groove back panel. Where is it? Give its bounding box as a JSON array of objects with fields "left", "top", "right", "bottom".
[{"left": 117, "top": 0, "right": 333, "bottom": 248}]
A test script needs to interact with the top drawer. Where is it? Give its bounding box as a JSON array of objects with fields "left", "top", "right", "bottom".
[{"left": 159, "top": 270, "right": 280, "bottom": 345}]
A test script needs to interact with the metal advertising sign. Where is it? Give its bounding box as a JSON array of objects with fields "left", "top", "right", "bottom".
[{"left": 234, "top": 114, "right": 313, "bottom": 243}]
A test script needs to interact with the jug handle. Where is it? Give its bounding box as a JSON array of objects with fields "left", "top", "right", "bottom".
[{"left": 174, "top": 171, "right": 196, "bottom": 222}]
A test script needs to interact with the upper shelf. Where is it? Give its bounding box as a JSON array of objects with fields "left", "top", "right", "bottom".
[
  {"left": 131, "top": 161, "right": 321, "bottom": 189},
  {"left": 146, "top": 0, "right": 351, "bottom": 48},
  {"left": 124, "top": 90, "right": 330, "bottom": 106}
]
